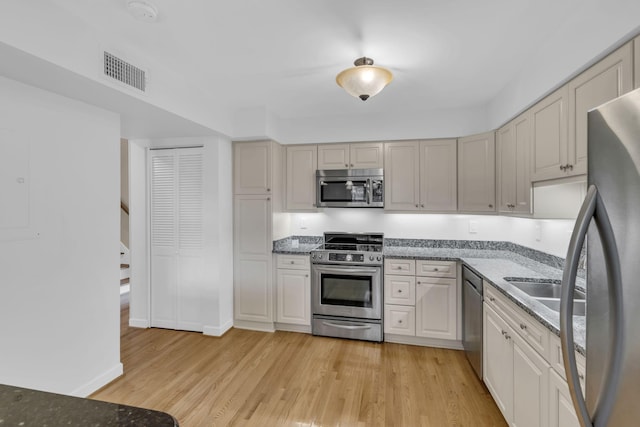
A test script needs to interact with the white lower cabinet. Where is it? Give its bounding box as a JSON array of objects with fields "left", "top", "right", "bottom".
[
  {"left": 415, "top": 277, "right": 457, "bottom": 340},
  {"left": 384, "top": 259, "right": 458, "bottom": 345},
  {"left": 549, "top": 369, "right": 580, "bottom": 427},
  {"left": 275, "top": 254, "right": 311, "bottom": 327},
  {"left": 484, "top": 281, "right": 585, "bottom": 427}
]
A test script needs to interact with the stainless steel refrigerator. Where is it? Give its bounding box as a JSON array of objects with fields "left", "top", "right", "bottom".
[{"left": 561, "top": 87, "right": 640, "bottom": 426}]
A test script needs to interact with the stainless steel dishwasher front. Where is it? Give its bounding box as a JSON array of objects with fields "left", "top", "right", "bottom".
[{"left": 462, "top": 265, "right": 483, "bottom": 380}]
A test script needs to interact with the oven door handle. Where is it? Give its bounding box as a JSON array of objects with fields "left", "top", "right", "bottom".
[
  {"left": 322, "top": 321, "right": 372, "bottom": 330},
  {"left": 313, "top": 266, "right": 379, "bottom": 275}
]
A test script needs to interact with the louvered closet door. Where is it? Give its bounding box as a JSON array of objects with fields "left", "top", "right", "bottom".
[{"left": 150, "top": 147, "right": 204, "bottom": 331}]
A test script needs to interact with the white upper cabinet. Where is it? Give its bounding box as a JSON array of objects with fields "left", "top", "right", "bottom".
[
  {"left": 635, "top": 36, "right": 640, "bottom": 89},
  {"left": 419, "top": 139, "right": 457, "bottom": 211},
  {"left": 568, "top": 42, "right": 633, "bottom": 176},
  {"left": 317, "top": 142, "right": 383, "bottom": 169},
  {"left": 385, "top": 139, "right": 457, "bottom": 212},
  {"left": 384, "top": 141, "right": 421, "bottom": 210},
  {"left": 285, "top": 145, "right": 317, "bottom": 211},
  {"left": 498, "top": 112, "right": 531, "bottom": 215},
  {"left": 458, "top": 131, "right": 496, "bottom": 213},
  {"left": 530, "top": 86, "right": 569, "bottom": 182},
  {"left": 234, "top": 140, "right": 272, "bottom": 194}
]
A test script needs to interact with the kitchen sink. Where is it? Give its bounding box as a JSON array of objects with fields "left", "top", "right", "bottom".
[
  {"left": 506, "top": 279, "right": 585, "bottom": 300},
  {"left": 536, "top": 298, "right": 586, "bottom": 316}
]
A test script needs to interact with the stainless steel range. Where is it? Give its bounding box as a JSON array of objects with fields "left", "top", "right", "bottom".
[{"left": 311, "top": 232, "right": 384, "bottom": 342}]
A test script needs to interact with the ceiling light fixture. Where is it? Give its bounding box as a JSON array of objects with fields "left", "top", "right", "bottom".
[
  {"left": 336, "top": 57, "right": 393, "bottom": 101},
  {"left": 127, "top": 0, "right": 159, "bottom": 23}
]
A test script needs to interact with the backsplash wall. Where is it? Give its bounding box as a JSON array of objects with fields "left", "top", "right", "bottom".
[{"left": 287, "top": 210, "right": 575, "bottom": 258}]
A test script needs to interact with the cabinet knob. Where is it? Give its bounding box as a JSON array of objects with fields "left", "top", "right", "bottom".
[
  {"left": 290, "top": 260, "right": 295, "bottom": 264},
  {"left": 579, "top": 373, "right": 585, "bottom": 380},
  {"left": 433, "top": 268, "right": 439, "bottom": 271},
  {"left": 501, "top": 330, "right": 507, "bottom": 336},
  {"left": 420, "top": 204, "right": 424, "bottom": 208},
  {"left": 417, "top": 281, "right": 421, "bottom": 285},
  {"left": 345, "top": 164, "right": 349, "bottom": 167},
  {"left": 489, "top": 296, "right": 495, "bottom": 302},
  {"left": 396, "top": 266, "right": 402, "bottom": 270},
  {"left": 305, "top": 274, "right": 309, "bottom": 278},
  {"left": 267, "top": 197, "right": 271, "bottom": 201},
  {"left": 267, "top": 188, "right": 271, "bottom": 192},
  {"left": 415, "top": 204, "right": 419, "bottom": 208},
  {"left": 520, "top": 323, "right": 527, "bottom": 330},
  {"left": 398, "top": 319, "right": 403, "bottom": 324},
  {"left": 567, "top": 164, "right": 573, "bottom": 171},
  {"left": 488, "top": 204, "right": 493, "bottom": 208},
  {"left": 398, "top": 289, "right": 403, "bottom": 293},
  {"left": 505, "top": 334, "right": 511, "bottom": 341},
  {"left": 560, "top": 165, "right": 565, "bottom": 171}
]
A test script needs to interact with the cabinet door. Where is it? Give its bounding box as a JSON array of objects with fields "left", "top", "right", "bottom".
[
  {"left": 498, "top": 114, "right": 531, "bottom": 214},
  {"left": 286, "top": 145, "right": 317, "bottom": 210},
  {"left": 234, "top": 140, "right": 271, "bottom": 194},
  {"left": 384, "top": 274, "right": 416, "bottom": 305},
  {"left": 317, "top": 144, "right": 350, "bottom": 169},
  {"left": 512, "top": 332, "right": 550, "bottom": 427},
  {"left": 384, "top": 305, "right": 416, "bottom": 336},
  {"left": 484, "top": 305, "right": 514, "bottom": 422},
  {"left": 415, "top": 277, "right": 456, "bottom": 340},
  {"left": 350, "top": 142, "right": 384, "bottom": 169},
  {"left": 234, "top": 195, "right": 273, "bottom": 323},
  {"left": 635, "top": 35, "right": 640, "bottom": 89},
  {"left": 497, "top": 122, "right": 516, "bottom": 213},
  {"left": 530, "top": 86, "right": 568, "bottom": 182},
  {"left": 568, "top": 42, "right": 633, "bottom": 176},
  {"left": 458, "top": 131, "right": 496, "bottom": 212},
  {"left": 419, "top": 139, "right": 457, "bottom": 211},
  {"left": 384, "top": 141, "right": 420, "bottom": 210},
  {"left": 513, "top": 113, "right": 532, "bottom": 214},
  {"left": 549, "top": 369, "right": 580, "bottom": 427},
  {"left": 276, "top": 268, "right": 310, "bottom": 325}
]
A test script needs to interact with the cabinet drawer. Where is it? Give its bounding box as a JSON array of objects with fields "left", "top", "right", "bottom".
[
  {"left": 416, "top": 260, "right": 457, "bottom": 278},
  {"left": 384, "top": 275, "right": 416, "bottom": 305},
  {"left": 549, "top": 333, "right": 586, "bottom": 393},
  {"left": 485, "top": 283, "right": 550, "bottom": 360},
  {"left": 384, "top": 258, "right": 415, "bottom": 275},
  {"left": 384, "top": 304, "right": 416, "bottom": 336},
  {"left": 276, "top": 254, "right": 310, "bottom": 270}
]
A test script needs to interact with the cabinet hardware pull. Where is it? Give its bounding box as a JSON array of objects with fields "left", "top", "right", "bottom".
[
  {"left": 396, "top": 266, "right": 402, "bottom": 269},
  {"left": 350, "top": 164, "right": 354, "bottom": 167},
  {"left": 489, "top": 296, "right": 495, "bottom": 302},
  {"left": 415, "top": 204, "right": 419, "bottom": 208},
  {"left": 560, "top": 165, "right": 565, "bottom": 171},
  {"left": 420, "top": 204, "right": 424, "bottom": 208},
  {"left": 398, "top": 320, "right": 403, "bottom": 323},
  {"left": 488, "top": 204, "right": 493, "bottom": 208},
  {"left": 502, "top": 330, "right": 507, "bottom": 336},
  {"left": 305, "top": 274, "right": 309, "bottom": 278},
  {"left": 398, "top": 289, "right": 403, "bottom": 293},
  {"left": 520, "top": 323, "right": 527, "bottom": 330},
  {"left": 267, "top": 188, "right": 271, "bottom": 192},
  {"left": 267, "top": 197, "right": 271, "bottom": 201},
  {"left": 345, "top": 164, "right": 349, "bottom": 167},
  {"left": 567, "top": 164, "right": 573, "bottom": 171},
  {"left": 290, "top": 261, "right": 295, "bottom": 264},
  {"left": 433, "top": 268, "right": 439, "bottom": 271},
  {"left": 506, "top": 334, "right": 511, "bottom": 340},
  {"left": 579, "top": 373, "right": 585, "bottom": 380}
]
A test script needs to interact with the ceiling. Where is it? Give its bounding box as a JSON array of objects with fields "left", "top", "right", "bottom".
[{"left": 1, "top": 1, "right": 640, "bottom": 142}]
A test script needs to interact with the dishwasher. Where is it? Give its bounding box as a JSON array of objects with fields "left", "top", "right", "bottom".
[{"left": 462, "top": 265, "right": 483, "bottom": 380}]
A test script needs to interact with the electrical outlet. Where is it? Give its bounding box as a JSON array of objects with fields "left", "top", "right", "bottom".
[
  {"left": 535, "top": 225, "right": 542, "bottom": 241},
  {"left": 469, "top": 220, "right": 478, "bottom": 234}
]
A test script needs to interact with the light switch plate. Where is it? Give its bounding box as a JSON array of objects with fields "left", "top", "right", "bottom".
[{"left": 469, "top": 220, "right": 478, "bottom": 234}]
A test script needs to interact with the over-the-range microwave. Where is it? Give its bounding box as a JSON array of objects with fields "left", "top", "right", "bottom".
[{"left": 316, "top": 168, "right": 384, "bottom": 208}]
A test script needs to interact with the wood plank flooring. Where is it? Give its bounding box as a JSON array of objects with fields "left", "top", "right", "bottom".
[{"left": 91, "top": 300, "right": 507, "bottom": 426}]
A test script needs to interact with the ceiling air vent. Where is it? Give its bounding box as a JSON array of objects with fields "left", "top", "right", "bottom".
[{"left": 103, "top": 51, "right": 146, "bottom": 92}]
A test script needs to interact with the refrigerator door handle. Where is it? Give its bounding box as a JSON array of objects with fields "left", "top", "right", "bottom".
[{"left": 561, "top": 185, "right": 625, "bottom": 427}]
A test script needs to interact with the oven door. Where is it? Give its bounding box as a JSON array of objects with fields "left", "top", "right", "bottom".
[{"left": 311, "top": 263, "right": 382, "bottom": 319}]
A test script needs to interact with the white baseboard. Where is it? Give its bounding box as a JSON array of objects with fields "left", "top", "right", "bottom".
[
  {"left": 384, "top": 334, "right": 463, "bottom": 350},
  {"left": 129, "top": 318, "right": 149, "bottom": 328},
  {"left": 233, "top": 319, "right": 275, "bottom": 332},
  {"left": 275, "top": 323, "right": 311, "bottom": 334},
  {"left": 203, "top": 319, "right": 233, "bottom": 337},
  {"left": 70, "top": 363, "right": 123, "bottom": 397}
]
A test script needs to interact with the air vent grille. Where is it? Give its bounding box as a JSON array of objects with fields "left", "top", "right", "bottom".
[{"left": 104, "top": 51, "right": 146, "bottom": 92}]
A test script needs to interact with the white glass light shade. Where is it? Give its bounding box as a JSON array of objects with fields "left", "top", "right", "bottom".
[{"left": 336, "top": 64, "right": 393, "bottom": 101}]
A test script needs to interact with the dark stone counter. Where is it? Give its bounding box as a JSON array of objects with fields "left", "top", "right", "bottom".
[{"left": 0, "top": 384, "right": 177, "bottom": 426}]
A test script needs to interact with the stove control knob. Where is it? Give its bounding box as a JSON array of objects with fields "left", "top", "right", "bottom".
[
  {"left": 345, "top": 254, "right": 352, "bottom": 261},
  {"left": 318, "top": 254, "right": 323, "bottom": 259},
  {"left": 312, "top": 254, "right": 316, "bottom": 259},
  {"left": 377, "top": 256, "right": 382, "bottom": 261},
  {"left": 369, "top": 255, "right": 374, "bottom": 261}
]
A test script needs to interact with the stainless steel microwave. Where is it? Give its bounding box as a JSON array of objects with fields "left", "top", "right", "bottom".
[{"left": 316, "top": 168, "right": 384, "bottom": 208}]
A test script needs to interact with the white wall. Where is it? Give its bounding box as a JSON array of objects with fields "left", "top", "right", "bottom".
[
  {"left": 128, "top": 136, "right": 234, "bottom": 336},
  {"left": 0, "top": 76, "right": 122, "bottom": 396},
  {"left": 288, "top": 210, "right": 575, "bottom": 258}
]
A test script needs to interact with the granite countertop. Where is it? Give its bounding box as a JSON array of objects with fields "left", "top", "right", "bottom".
[
  {"left": 384, "top": 244, "right": 586, "bottom": 355},
  {"left": 0, "top": 384, "right": 178, "bottom": 426},
  {"left": 273, "top": 236, "right": 586, "bottom": 355}
]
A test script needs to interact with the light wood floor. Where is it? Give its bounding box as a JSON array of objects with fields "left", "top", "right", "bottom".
[{"left": 91, "top": 299, "right": 507, "bottom": 427}]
